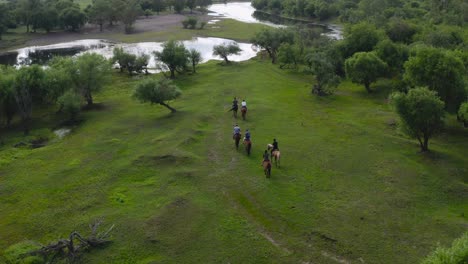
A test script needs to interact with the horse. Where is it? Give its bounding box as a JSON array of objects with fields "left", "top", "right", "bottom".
[
  {"left": 241, "top": 107, "right": 247, "bottom": 120},
  {"left": 232, "top": 106, "right": 238, "bottom": 118},
  {"left": 243, "top": 139, "right": 252, "bottom": 155},
  {"left": 267, "top": 144, "right": 281, "bottom": 168},
  {"left": 233, "top": 133, "right": 241, "bottom": 150},
  {"left": 262, "top": 161, "right": 271, "bottom": 178}
]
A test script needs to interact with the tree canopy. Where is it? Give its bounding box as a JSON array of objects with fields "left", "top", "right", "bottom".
[
  {"left": 133, "top": 78, "right": 181, "bottom": 113},
  {"left": 345, "top": 52, "right": 387, "bottom": 93},
  {"left": 154, "top": 40, "right": 189, "bottom": 79},
  {"left": 391, "top": 87, "right": 445, "bottom": 152}
]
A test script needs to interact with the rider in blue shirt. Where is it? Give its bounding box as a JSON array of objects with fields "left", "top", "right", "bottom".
[
  {"left": 244, "top": 129, "right": 251, "bottom": 142},
  {"left": 233, "top": 124, "right": 241, "bottom": 138}
]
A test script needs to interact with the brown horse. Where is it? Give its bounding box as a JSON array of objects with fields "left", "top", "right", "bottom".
[
  {"left": 262, "top": 161, "right": 271, "bottom": 178},
  {"left": 241, "top": 107, "right": 247, "bottom": 120},
  {"left": 232, "top": 106, "right": 238, "bottom": 118},
  {"left": 243, "top": 139, "right": 252, "bottom": 155},
  {"left": 233, "top": 133, "right": 241, "bottom": 150},
  {"left": 267, "top": 144, "right": 281, "bottom": 168}
]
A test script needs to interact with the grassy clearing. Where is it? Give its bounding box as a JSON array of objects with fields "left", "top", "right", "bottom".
[{"left": 0, "top": 59, "right": 467, "bottom": 263}]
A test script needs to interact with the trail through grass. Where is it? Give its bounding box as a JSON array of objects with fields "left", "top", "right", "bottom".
[{"left": 0, "top": 59, "right": 467, "bottom": 263}]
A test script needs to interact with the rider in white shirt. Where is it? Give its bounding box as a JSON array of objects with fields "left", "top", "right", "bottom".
[{"left": 241, "top": 99, "right": 247, "bottom": 109}]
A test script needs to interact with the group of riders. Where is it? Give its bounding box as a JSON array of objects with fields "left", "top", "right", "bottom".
[{"left": 231, "top": 97, "right": 279, "bottom": 170}]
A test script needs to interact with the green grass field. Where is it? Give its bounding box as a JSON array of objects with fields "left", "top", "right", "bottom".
[{"left": 0, "top": 59, "right": 466, "bottom": 263}]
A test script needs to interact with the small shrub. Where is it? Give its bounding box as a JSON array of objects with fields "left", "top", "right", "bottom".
[
  {"left": 182, "top": 20, "right": 189, "bottom": 29},
  {"left": 458, "top": 102, "right": 468, "bottom": 128},
  {"left": 3, "top": 240, "right": 43, "bottom": 264},
  {"left": 199, "top": 21, "right": 207, "bottom": 29},
  {"left": 187, "top": 17, "right": 198, "bottom": 29},
  {"left": 422, "top": 233, "right": 468, "bottom": 264},
  {"left": 58, "top": 90, "right": 82, "bottom": 122}
]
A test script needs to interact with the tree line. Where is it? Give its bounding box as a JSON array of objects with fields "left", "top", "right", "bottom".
[
  {"left": 249, "top": 0, "right": 467, "bottom": 152},
  {"left": 0, "top": 0, "right": 213, "bottom": 38}
]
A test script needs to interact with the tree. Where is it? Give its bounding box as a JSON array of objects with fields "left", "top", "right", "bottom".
[
  {"left": 385, "top": 19, "right": 417, "bottom": 44},
  {"left": 0, "top": 4, "right": 10, "bottom": 39},
  {"left": 133, "top": 78, "right": 181, "bottom": 113},
  {"left": 458, "top": 102, "right": 468, "bottom": 128},
  {"left": 0, "top": 67, "right": 17, "bottom": 126},
  {"left": 59, "top": 6, "right": 86, "bottom": 31},
  {"left": 374, "top": 39, "right": 409, "bottom": 74},
  {"left": 13, "top": 65, "right": 45, "bottom": 134},
  {"left": 391, "top": 87, "right": 445, "bottom": 152},
  {"left": 188, "top": 48, "right": 202, "bottom": 73},
  {"left": 212, "top": 42, "right": 242, "bottom": 64},
  {"left": 404, "top": 47, "right": 467, "bottom": 113},
  {"left": 277, "top": 43, "right": 301, "bottom": 69},
  {"left": 73, "top": 53, "right": 112, "bottom": 106},
  {"left": 345, "top": 52, "right": 387, "bottom": 93},
  {"left": 154, "top": 40, "right": 189, "bottom": 79},
  {"left": 152, "top": 0, "right": 166, "bottom": 14},
  {"left": 89, "top": 0, "right": 110, "bottom": 32},
  {"left": 38, "top": 5, "right": 59, "bottom": 33},
  {"left": 173, "top": 0, "right": 185, "bottom": 13},
  {"left": 120, "top": 0, "right": 142, "bottom": 33},
  {"left": 186, "top": 0, "right": 196, "bottom": 13},
  {"left": 144, "top": 9, "right": 153, "bottom": 18},
  {"left": 16, "top": 0, "right": 41, "bottom": 33},
  {"left": 342, "top": 22, "right": 382, "bottom": 58},
  {"left": 305, "top": 52, "right": 340, "bottom": 96},
  {"left": 58, "top": 90, "right": 82, "bottom": 122},
  {"left": 251, "top": 28, "right": 295, "bottom": 64},
  {"left": 135, "top": 54, "right": 150, "bottom": 74}
]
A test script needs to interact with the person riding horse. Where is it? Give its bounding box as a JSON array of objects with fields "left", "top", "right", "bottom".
[
  {"left": 232, "top": 97, "right": 239, "bottom": 111},
  {"left": 244, "top": 129, "right": 251, "bottom": 142},
  {"left": 262, "top": 150, "right": 270, "bottom": 165},
  {"left": 233, "top": 124, "right": 241, "bottom": 139},
  {"left": 271, "top": 138, "right": 279, "bottom": 156},
  {"left": 241, "top": 99, "right": 247, "bottom": 111}
]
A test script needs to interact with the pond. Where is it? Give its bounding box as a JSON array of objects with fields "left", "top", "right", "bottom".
[
  {"left": 0, "top": 2, "right": 342, "bottom": 67},
  {"left": 207, "top": 2, "right": 343, "bottom": 39},
  {"left": 0, "top": 38, "right": 258, "bottom": 68}
]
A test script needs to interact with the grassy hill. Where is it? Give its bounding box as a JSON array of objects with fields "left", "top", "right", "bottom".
[{"left": 0, "top": 59, "right": 467, "bottom": 263}]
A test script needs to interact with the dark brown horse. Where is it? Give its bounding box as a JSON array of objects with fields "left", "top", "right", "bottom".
[
  {"left": 233, "top": 106, "right": 238, "bottom": 118},
  {"left": 241, "top": 107, "right": 247, "bottom": 120},
  {"left": 243, "top": 139, "right": 252, "bottom": 155},
  {"left": 262, "top": 161, "right": 271, "bottom": 178},
  {"left": 233, "top": 133, "right": 241, "bottom": 150},
  {"left": 267, "top": 144, "right": 281, "bottom": 168}
]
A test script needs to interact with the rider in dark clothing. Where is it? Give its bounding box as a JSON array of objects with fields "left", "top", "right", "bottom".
[
  {"left": 271, "top": 138, "right": 279, "bottom": 156},
  {"left": 232, "top": 97, "right": 239, "bottom": 111},
  {"left": 263, "top": 150, "right": 270, "bottom": 161}
]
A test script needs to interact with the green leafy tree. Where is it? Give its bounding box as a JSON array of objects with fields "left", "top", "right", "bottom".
[
  {"left": 133, "top": 78, "right": 181, "bottom": 113},
  {"left": 13, "top": 65, "right": 45, "bottom": 134},
  {"left": 73, "top": 53, "right": 112, "bottom": 105},
  {"left": 305, "top": 52, "right": 340, "bottom": 96},
  {"left": 251, "top": 28, "right": 295, "bottom": 64},
  {"left": 188, "top": 48, "right": 202, "bottom": 73},
  {"left": 345, "top": 52, "right": 387, "bottom": 93},
  {"left": 154, "top": 40, "right": 189, "bottom": 78},
  {"left": 58, "top": 90, "right": 82, "bottom": 122},
  {"left": 144, "top": 9, "right": 153, "bottom": 18},
  {"left": 59, "top": 6, "right": 86, "bottom": 31},
  {"left": 0, "top": 4, "right": 8, "bottom": 39},
  {"left": 173, "top": 0, "right": 185, "bottom": 13},
  {"left": 186, "top": 0, "right": 196, "bottom": 13},
  {"left": 385, "top": 19, "right": 417, "bottom": 44},
  {"left": 153, "top": 0, "right": 166, "bottom": 14},
  {"left": 404, "top": 47, "right": 467, "bottom": 113},
  {"left": 277, "top": 43, "right": 301, "bottom": 69},
  {"left": 0, "top": 67, "right": 17, "bottom": 126},
  {"left": 374, "top": 39, "right": 409, "bottom": 74},
  {"left": 120, "top": 0, "right": 142, "bottom": 33},
  {"left": 38, "top": 5, "right": 59, "bottom": 33},
  {"left": 16, "top": 0, "right": 41, "bottom": 33},
  {"left": 135, "top": 54, "right": 150, "bottom": 74},
  {"left": 391, "top": 87, "right": 445, "bottom": 152},
  {"left": 213, "top": 42, "right": 242, "bottom": 64},
  {"left": 89, "top": 0, "right": 110, "bottom": 32},
  {"left": 458, "top": 102, "right": 468, "bottom": 128},
  {"left": 342, "top": 22, "right": 382, "bottom": 58},
  {"left": 44, "top": 61, "right": 73, "bottom": 103}
]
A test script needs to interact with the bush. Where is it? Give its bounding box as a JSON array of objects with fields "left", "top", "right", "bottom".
[
  {"left": 199, "top": 21, "right": 207, "bottom": 29},
  {"left": 58, "top": 90, "right": 82, "bottom": 122},
  {"left": 458, "top": 102, "right": 468, "bottom": 128},
  {"left": 182, "top": 20, "right": 189, "bottom": 29},
  {"left": 422, "top": 233, "right": 468, "bottom": 264},
  {"left": 187, "top": 17, "right": 197, "bottom": 29}
]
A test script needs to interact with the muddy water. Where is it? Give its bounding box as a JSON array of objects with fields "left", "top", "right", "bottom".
[{"left": 0, "top": 38, "right": 257, "bottom": 68}]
